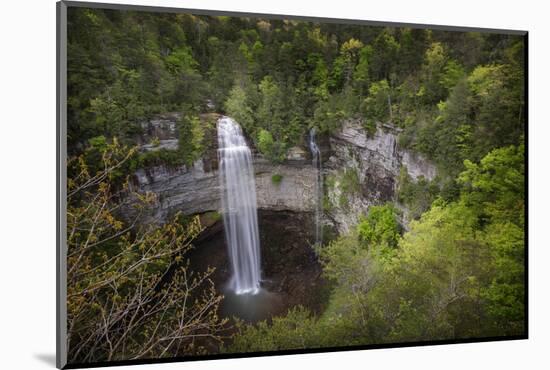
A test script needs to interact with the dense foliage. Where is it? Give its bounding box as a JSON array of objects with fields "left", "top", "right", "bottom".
[
  {"left": 229, "top": 145, "right": 524, "bottom": 351},
  {"left": 68, "top": 9, "right": 524, "bottom": 176},
  {"left": 66, "top": 142, "right": 228, "bottom": 363}
]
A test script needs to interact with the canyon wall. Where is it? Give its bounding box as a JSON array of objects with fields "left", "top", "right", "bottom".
[
  {"left": 324, "top": 119, "right": 436, "bottom": 233},
  {"left": 128, "top": 114, "right": 436, "bottom": 233}
]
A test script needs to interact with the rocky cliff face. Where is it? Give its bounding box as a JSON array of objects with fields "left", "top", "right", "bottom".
[
  {"left": 323, "top": 119, "right": 437, "bottom": 233},
  {"left": 129, "top": 113, "right": 317, "bottom": 222},
  {"left": 131, "top": 157, "right": 317, "bottom": 223},
  {"left": 128, "top": 114, "right": 436, "bottom": 233}
]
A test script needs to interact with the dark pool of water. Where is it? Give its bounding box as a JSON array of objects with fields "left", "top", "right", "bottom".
[{"left": 220, "top": 285, "right": 284, "bottom": 323}]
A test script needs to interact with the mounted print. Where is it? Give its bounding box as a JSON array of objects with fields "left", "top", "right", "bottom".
[{"left": 56, "top": 1, "right": 527, "bottom": 368}]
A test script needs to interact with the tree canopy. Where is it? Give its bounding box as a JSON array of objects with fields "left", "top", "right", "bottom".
[{"left": 68, "top": 9, "right": 524, "bottom": 179}]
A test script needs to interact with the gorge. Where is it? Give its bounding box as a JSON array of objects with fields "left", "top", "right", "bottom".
[
  {"left": 121, "top": 113, "right": 438, "bottom": 322},
  {"left": 128, "top": 113, "right": 436, "bottom": 234}
]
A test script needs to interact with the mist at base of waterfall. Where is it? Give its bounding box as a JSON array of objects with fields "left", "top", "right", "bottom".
[{"left": 220, "top": 285, "right": 283, "bottom": 323}]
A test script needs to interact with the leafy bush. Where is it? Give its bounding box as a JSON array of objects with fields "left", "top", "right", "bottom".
[
  {"left": 257, "top": 129, "right": 286, "bottom": 162},
  {"left": 271, "top": 173, "right": 283, "bottom": 185},
  {"left": 137, "top": 148, "right": 185, "bottom": 168},
  {"left": 357, "top": 204, "right": 400, "bottom": 249},
  {"left": 227, "top": 307, "right": 321, "bottom": 353},
  {"left": 362, "top": 79, "right": 391, "bottom": 130},
  {"left": 224, "top": 84, "right": 255, "bottom": 131},
  {"left": 313, "top": 88, "right": 360, "bottom": 134},
  {"left": 177, "top": 112, "right": 204, "bottom": 166}
]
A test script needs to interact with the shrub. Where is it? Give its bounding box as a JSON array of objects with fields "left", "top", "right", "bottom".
[
  {"left": 271, "top": 173, "right": 283, "bottom": 185},
  {"left": 177, "top": 111, "right": 204, "bottom": 166},
  {"left": 357, "top": 203, "right": 400, "bottom": 249}
]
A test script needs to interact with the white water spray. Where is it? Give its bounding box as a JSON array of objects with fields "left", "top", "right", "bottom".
[
  {"left": 309, "top": 128, "right": 323, "bottom": 247},
  {"left": 217, "top": 117, "right": 261, "bottom": 295}
]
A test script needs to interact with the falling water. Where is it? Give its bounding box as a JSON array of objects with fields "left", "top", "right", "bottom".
[
  {"left": 308, "top": 128, "right": 323, "bottom": 247},
  {"left": 217, "top": 116, "right": 261, "bottom": 295}
]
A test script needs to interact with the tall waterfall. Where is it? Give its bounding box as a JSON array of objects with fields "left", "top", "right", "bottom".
[
  {"left": 217, "top": 116, "right": 261, "bottom": 295},
  {"left": 308, "top": 128, "right": 323, "bottom": 247}
]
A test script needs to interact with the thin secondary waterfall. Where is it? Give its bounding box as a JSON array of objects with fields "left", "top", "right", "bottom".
[
  {"left": 217, "top": 116, "right": 261, "bottom": 295},
  {"left": 308, "top": 128, "right": 323, "bottom": 247}
]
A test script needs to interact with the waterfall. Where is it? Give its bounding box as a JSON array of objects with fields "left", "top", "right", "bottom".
[
  {"left": 308, "top": 128, "right": 323, "bottom": 247},
  {"left": 217, "top": 116, "right": 261, "bottom": 295}
]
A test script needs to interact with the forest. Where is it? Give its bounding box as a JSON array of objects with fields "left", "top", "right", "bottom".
[{"left": 66, "top": 7, "right": 525, "bottom": 364}]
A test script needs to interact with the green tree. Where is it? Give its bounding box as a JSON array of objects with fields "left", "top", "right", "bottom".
[
  {"left": 459, "top": 144, "right": 525, "bottom": 334},
  {"left": 309, "top": 53, "right": 330, "bottom": 100},
  {"left": 67, "top": 142, "right": 227, "bottom": 363},
  {"left": 362, "top": 79, "right": 391, "bottom": 132},
  {"left": 206, "top": 36, "right": 239, "bottom": 110},
  {"left": 329, "top": 38, "right": 364, "bottom": 91},
  {"left": 439, "top": 59, "right": 465, "bottom": 91},
  {"left": 257, "top": 128, "right": 286, "bottom": 162},
  {"left": 231, "top": 145, "right": 525, "bottom": 348},
  {"left": 353, "top": 45, "right": 372, "bottom": 97},
  {"left": 467, "top": 64, "right": 523, "bottom": 159},
  {"left": 224, "top": 83, "right": 255, "bottom": 131},
  {"left": 177, "top": 111, "right": 204, "bottom": 166},
  {"left": 369, "top": 29, "right": 401, "bottom": 81},
  {"left": 357, "top": 204, "right": 400, "bottom": 249},
  {"left": 420, "top": 42, "right": 449, "bottom": 104},
  {"left": 313, "top": 89, "right": 359, "bottom": 134},
  {"left": 89, "top": 68, "right": 145, "bottom": 141}
]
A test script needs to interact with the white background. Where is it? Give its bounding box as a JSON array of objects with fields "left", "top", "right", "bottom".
[{"left": 0, "top": 0, "right": 548, "bottom": 369}]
